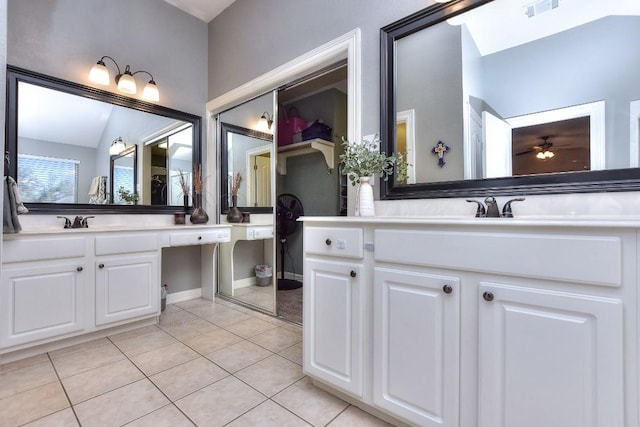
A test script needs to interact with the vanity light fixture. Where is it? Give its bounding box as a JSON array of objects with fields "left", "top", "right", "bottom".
[
  {"left": 88, "top": 56, "right": 160, "bottom": 102},
  {"left": 257, "top": 112, "right": 273, "bottom": 131},
  {"left": 109, "top": 137, "right": 127, "bottom": 156}
]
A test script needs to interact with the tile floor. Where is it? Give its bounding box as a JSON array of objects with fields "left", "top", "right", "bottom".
[{"left": 0, "top": 298, "right": 393, "bottom": 427}]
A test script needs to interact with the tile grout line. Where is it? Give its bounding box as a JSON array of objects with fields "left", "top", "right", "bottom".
[{"left": 45, "top": 352, "right": 82, "bottom": 427}]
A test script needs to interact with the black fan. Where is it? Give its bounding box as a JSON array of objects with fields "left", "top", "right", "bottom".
[{"left": 276, "top": 193, "right": 304, "bottom": 290}]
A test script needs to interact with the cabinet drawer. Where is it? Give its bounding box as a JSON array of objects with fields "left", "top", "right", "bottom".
[
  {"left": 375, "top": 229, "right": 622, "bottom": 287},
  {"left": 245, "top": 226, "right": 273, "bottom": 240},
  {"left": 169, "top": 229, "right": 231, "bottom": 247},
  {"left": 3, "top": 237, "right": 86, "bottom": 263},
  {"left": 95, "top": 233, "right": 159, "bottom": 255},
  {"left": 304, "top": 226, "right": 363, "bottom": 259}
]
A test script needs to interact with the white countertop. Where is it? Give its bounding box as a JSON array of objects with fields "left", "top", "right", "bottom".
[
  {"left": 4, "top": 223, "right": 231, "bottom": 238},
  {"left": 300, "top": 215, "right": 640, "bottom": 228}
]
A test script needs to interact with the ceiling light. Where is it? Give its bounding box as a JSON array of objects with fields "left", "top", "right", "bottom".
[{"left": 89, "top": 56, "right": 159, "bottom": 102}]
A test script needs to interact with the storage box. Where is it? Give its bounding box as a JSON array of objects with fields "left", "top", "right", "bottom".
[
  {"left": 278, "top": 107, "right": 307, "bottom": 146},
  {"left": 302, "top": 120, "right": 332, "bottom": 141}
]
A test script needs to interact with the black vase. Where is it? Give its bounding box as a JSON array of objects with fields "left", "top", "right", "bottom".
[
  {"left": 190, "top": 194, "right": 209, "bottom": 224},
  {"left": 183, "top": 194, "right": 189, "bottom": 212},
  {"left": 226, "top": 195, "right": 243, "bottom": 223}
]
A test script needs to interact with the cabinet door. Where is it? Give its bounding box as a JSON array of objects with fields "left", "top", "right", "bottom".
[
  {"left": 303, "top": 258, "right": 364, "bottom": 397},
  {"left": 1, "top": 263, "right": 85, "bottom": 348},
  {"left": 373, "top": 267, "right": 460, "bottom": 427},
  {"left": 478, "top": 282, "right": 624, "bottom": 427},
  {"left": 95, "top": 253, "right": 159, "bottom": 326}
]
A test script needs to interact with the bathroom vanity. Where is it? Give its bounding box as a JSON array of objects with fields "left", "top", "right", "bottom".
[
  {"left": 302, "top": 217, "right": 637, "bottom": 427},
  {"left": 0, "top": 224, "right": 230, "bottom": 361}
]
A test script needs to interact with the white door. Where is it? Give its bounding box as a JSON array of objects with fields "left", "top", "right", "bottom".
[
  {"left": 478, "top": 281, "right": 624, "bottom": 427},
  {"left": 303, "top": 258, "right": 364, "bottom": 398},
  {"left": 95, "top": 254, "right": 159, "bottom": 326},
  {"left": 1, "top": 263, "right": 86, "bottom": 348},
  {"left": 373, "top": 267, "right": 460, "bottom": 427},
  {"left": 482, "top": 111, "right": 512, "bottom": 178}
]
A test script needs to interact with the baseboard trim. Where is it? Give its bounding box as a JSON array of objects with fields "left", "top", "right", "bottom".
[{"left": 166, "top": 288, "right": 202, "bottom": 304}]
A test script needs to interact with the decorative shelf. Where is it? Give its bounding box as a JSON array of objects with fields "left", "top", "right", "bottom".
[{"left": 277, "top": 138, "right": 334, "bottom": 175}]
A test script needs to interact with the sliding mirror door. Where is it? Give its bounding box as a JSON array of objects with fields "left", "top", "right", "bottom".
[{"left": 217, "top": 92, "right": 276, "bottom": 314}]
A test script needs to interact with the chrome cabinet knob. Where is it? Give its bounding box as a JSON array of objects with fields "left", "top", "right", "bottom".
[
  {"left": 76, "top": 266, "right": 83, "bottom": 272},
  {"left": 442, "top": 284, "right": 453, "bottom": 294},
  {"left": 98, "top": 263, "right": 105, "bottom": 269},
  {"left": 325, "top": 238, "right": 332, "bottom": 246},
  {"left": 350, "top": 271, "right": 357, "bottom": 278}
]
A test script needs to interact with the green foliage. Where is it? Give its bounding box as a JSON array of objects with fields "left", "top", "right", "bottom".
[
  {"left": 117, "top": 186, "right": 139, "bottom": 203},
  {"left": 339, "top": 134, "right": 407, "bottom": 186}
]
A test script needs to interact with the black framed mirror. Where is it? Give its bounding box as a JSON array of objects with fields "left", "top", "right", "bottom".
[
  {"left": 109, "top": 145, "right": 138, "bottom": 204},
  {"left": 5, "top": 65, "right": 202, "bottom": 213},
  {"left": 220, "top": 122, "right": 273, "bottom": 214},
  {"left": 380, "top": 0, "right": 640, "bottom": 200}
]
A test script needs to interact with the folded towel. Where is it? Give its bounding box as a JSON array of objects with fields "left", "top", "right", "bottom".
[
  {"left": 3, "top": 176, "right": 21, "bottom": 233},
  {"left": 88, "top": 176, "right": 100, "bottom": 196},
  {"left": 7, "top": 176, "right": 28, "bottom": 214}
]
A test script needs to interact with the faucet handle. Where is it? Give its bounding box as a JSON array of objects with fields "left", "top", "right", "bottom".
[
  {"left": 502, "top": 198, "right": 526, "bottom": 218},
  {"left": 466, "top": 199, "right": 486, "bottom": 218},
  {"left": 81, "top": 216, "right": 95, "bottom": 228},
  {"left": 57, "top": 216, "right": 72, "bottom": 229}
]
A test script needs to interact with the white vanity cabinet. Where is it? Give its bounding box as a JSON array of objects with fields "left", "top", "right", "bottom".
[
  {"left": 303, "top": 226, "right": 365, "bottom": 398},
  {"left": 94, "top": 233, "right": 160, "bottom": 326},
  {"left": 302, "top": 219, "right": 636, "bottom": 427},
  {"left": 1, "top": 236, "right": 87, "bottom": 348}
]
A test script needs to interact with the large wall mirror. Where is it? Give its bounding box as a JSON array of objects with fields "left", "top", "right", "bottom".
[
  {"left": 5, "top": 66, "right": 202, "bottom": 213},
  {"left": 381, "top": 0, "right": 640, "bottom": 199}
]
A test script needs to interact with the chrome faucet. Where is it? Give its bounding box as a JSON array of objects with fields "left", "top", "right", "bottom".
[
  {"left": 58, "top": 215, "right": 95, "bottom": 228},
  {"left": 466, "top": 197, "right": 525, "bottom": 218}
]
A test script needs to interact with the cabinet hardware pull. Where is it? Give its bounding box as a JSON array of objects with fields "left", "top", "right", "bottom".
[
  {"left": 325, "top": 238, "right": 332, "bottom": 246},
  {"left": 198, "top": 236, "right": 202, "bottom": 240},
  {"left": 98, "top": 263, "right": 105, "bottom": 269},
  {"left": 76, "top": 266, "right": 83, "bottom": 272},
  {"left": 350, "top": 271, "right": 356, "bottom": 278},
  {"left": 442, "top": 284, "right": 453, "bottom": 294},
  {"left": 482, "top": 291, "right": 494, "bottom": 302}
]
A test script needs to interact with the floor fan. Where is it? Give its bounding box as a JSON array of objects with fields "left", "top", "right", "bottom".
[{"left": 276, "top": 193, "right": 304, "bottom": 290}]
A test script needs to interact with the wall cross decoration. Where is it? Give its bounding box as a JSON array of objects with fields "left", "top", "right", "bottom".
[{"left": 432, "top": 140, "right": 450, "bottom": 167}]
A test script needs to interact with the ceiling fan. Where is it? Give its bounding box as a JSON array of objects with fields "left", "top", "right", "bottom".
[{"left": 516, "top": 136, "right": 556, "bottom": 159}]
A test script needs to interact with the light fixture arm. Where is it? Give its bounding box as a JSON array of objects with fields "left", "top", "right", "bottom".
[
  {"left": 98, "top": 55, "right": 122, "bottom": 78},
  {"left": 132, "top": 70, "right": 156, "bottom": 83}
]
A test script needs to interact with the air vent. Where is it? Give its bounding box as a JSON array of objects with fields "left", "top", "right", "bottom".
[{"left": 525, "top": 0, "right": 559, "bottom": 18}]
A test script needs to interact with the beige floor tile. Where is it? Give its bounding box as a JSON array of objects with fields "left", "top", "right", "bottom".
[
  {"left": 150, "top": 357, "right": 229, "bottom": 401},
  {"left": 130, "top": 342, "right": 199, "bottom": 376},
  {"left": 108, "top": 325, "right": 160, "bottom": 343},
  {"left": 0, "top": 381, "right": 69, "bottom": 426},
  {"left": 226, "top": 400, "right": 311, "bottom": 427},
  {"left": 225, "top": 317, "right": 277, "bottom": 338},
  {"left": 249, "top": 326, "right": 302, "bottom": 353},
  {"left": 61, "top": 359, "right": 145, "bottom": 404},
  {"left": 161, "top": 303, "right": 184, "bottom": 313},
  {"left": 280, "top": 322, "right": 303, "bottom": 333},
  {"left": 273, "top": 377, "right": 349, "bottom": 426},
  {"left": 185, "top": 303, "right": 234, "bottom": 319},
  {"left": 205, "top": 340, "right": 273, "bottom": 373},
  {"left": 74, "top": 379, "right": 169, "bottom": 427},
  {"left": 159, "top": 318, "right": 219, "bottom": 341},
  {"left": 23, "top": 408, "right": 79, "bottom": 427},
  {"left": 174, "top": 298, "right": 214, "bottom": 310},
  {"left": 51, "top": 343, "right": 125, "bottom": 378},
  {"left": 176, "top": 376, "right": 266, "bottom": 426},
  {"left": 278, "top": 342, "right": 303, "bottom": 366},
  {"left": 0, "top": 361, "right": 58, "bottom": 399},
  {"left": 327, "top": 405, "right": 395, "bottom": 426},
  {"left": 158, "top": 309, "right": 199, "bottom": 327},
  {"left": 49, "top": 337, "right": 112, "bottom": 360},
  {"left": 206, "top": 309, "right": 253, "bottom": 327},
  {"left": 0, "top": 353, "right": 49, "bottom": 374},
  {"left": 250, "top": 312, "right": 287, "bottom": 326},
  {"left": 182, "top": 328, "right": 243, "bottom": 354},
  {"left": 114, "top": 330, "right": 178, "bottom": 357},
  {"left": 125, "top": 404, "right": 195, "bottom": 426},
  {"left": 235, "top": 354, "right": 304, "bottom": 397}
]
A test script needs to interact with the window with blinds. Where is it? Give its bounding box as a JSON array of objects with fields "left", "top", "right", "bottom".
[{"left": 17, "top": 154, "right": 79, "bottom": 203}]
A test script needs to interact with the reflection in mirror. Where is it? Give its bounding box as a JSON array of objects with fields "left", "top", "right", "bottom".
[
  {"left": 381, "top": 0, "right": 640, "bottom": 199},
  {"left": 221, "top": 123, "right": 273, "bottom": 210},
  {"left": 110, "top": 145, "right": 137, "bottom": 204},
  {"left": 6, "top": 66, "right": 201, "bottom": 213}
]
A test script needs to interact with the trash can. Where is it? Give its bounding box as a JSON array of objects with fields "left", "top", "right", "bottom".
[
  {"left": 161, "top": 284, "right": 168, "bottom": 311},
  {"left": 255, "top": 265, "right": 273, "bottom": 287}
]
